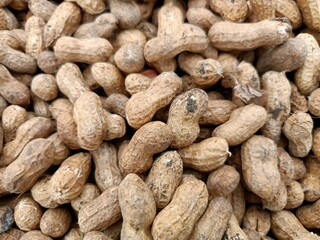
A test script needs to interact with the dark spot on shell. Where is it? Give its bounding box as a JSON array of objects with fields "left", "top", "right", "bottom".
[
  {"left": 186, "top": 93, "right": 197, "bottom": 113},
  {"left": 166, "top": 159, "right": 173, "bottom": 167}
]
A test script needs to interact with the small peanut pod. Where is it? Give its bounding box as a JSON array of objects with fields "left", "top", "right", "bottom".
[
  {"left": 103, "top": 111, "right": 126, "bottom": 141},
  {"left": 125, "top": 72, "right": 182, "bottom": 129},
  {"left": 14, "top": 197, "right": 43, "bottom": 231},
  {"left": 43, "top": 2, "right": 81, "bottom": 48},
  {"left": 261, "top": 180, "right": 287, "bottom": 211},
  {"left": 199, "top": 99, "right": 237, "bottom": 125},
  {"left": 151, "top": 179, "right": 208, "bottom": 240},
  {"left": 0, "top": 8, "right": 18, "bottom": 30},
  {"left": 31, "top": 74, "right": 58, "bottom": 102},
  {"left": 212, "top": 104, "right": 267, "bottom": 146},
  {"left": 25, "top": 16, "right": 45, "bottom": 60},
  {"left": 308, "top": 88, "right": 320, "bottom": 116},
  {"left": 275, "top": 0, "right": 302, "bottom": 29},
  {"left": 78, "top": 186, "right": 121, "bottom": 233},
  {"left": 296, "top": 199, "right": 320, "bottom": 229},
  {"left": 71, "top": 183, "right": 101, "bottom": 214},
  {"left": 28, "top": 0, "right": 57, "bottom": 22},
  {"left": 119, "top": 121, "right": 172, "bottom": 175},
  {"left": 294, "top": 33, "right": 320, "bottom": 95},
  {"left": 0, "top": 117, "right": 53, "bottom": 166},
  {"left": 300, "top": 156, "right": 320, "bottom": 202},
  {"left": 40, "top": 207, "right": 72, "bottom": 238},
  {"left": 91, "top": 62, "right": 126, "bottom": 96},
  {"left": 0, "top": 64, "right": 30, "bottom": 106},
  {"left": 186, "top": 7, "right": 221, "bottom": 31},
  {"left": 3, "top": 138, "right": 55, "bottom": 193},
  {"left": 248, "top": 0, "right": 275, "bottom": 22},
  {"left": 114, "top": 44, "right": 145, "bottom": 74},
  {"left": 206, "top": 165, "right": 240, "bottom": 198},
  {"left": 119, "top": 174, "right": 156, "bottom": 240},
  {"left": 189, "top": 197, "right": 232, "bottom": 240},
  {"left": 283, "top": 112, "right": 313, "bottom": 157},
  {"left": 178, "top": 137, "right": 229, "bottom": 172},
  {"left": 144, "top": 23, "right": 209, "bottom": 62},
  {"left": 285, "top": 180, "right": 304, "bottom": 209},
  {"left": 66, "top": 0, "right": 105, "bottom": 15},
  {"left": 0, "top": 44, "right": 37, "bottom": 74},
  {"left": 297, "top": 0, "right": 320, "bottom": 31},
  {"left": 209, "top": 0, "right": 248, "bottom": 22},
  {"left": 91, "top": 142, "right": 123, "bottom": 191},
  {"left": 32, "top": 94, "right": 52, "bottom": 118},
  {"left": 0, "top": 30, "right": 20, "bottom": 49},
  {"left": 277, "top": 148, "right": 295, "bottom": 184},
  {"left": 224, "top": 214, "right": 249, "bottom": 240},
  {"left": 290, "top": 81, "right": 308, "bottom": 113},
  {"left": 102, "top": 94, "right": 129, "bottom": 118},
  {"left": 271, "top": 210, "right": 320, "bottom": 240},
  {"left": 241, "top": 135, "right": 281, "bottom": 201},
  {"left": 177, "top": 52, "right": 222, "bottom": 86},
  {"left": 167, "top": 88, "right": 208, "bottom": 148},
  {"left": 261, "top": 71, "right": 291, "bottom": 142},
  {"left": 257, "top": 38, "right": 307, "bottom": 73},
  {"left": 125, "top": 73, "right": 153, "bottom": 96},
  {"left": 209, "top": 18, "right": 291, "bottom": 51},
  {"left": 313, "top": 128, "right": 320, "bottom": 157},
  {"left": 20, "top": 230, "right": 53, "bottom": 240},
  {"left": 243, "top": 205, "right": 271, "bottom": 237},
  {"left": 54, "top": 37, "right": 114, "bottom": 64},
  {"left": 49, "top": 152, "right": 91, "bottom": 204},
  {"left": 1, "top": 105, "right": 27, "bottom": 143},
  {"left": 73, "top": 92, "right": 107, "bottom": 150},
  {"left": 56, "top": 63, "right": 89, "bottom": 104},
  {"left": 37, "top": 50, "right": 62, "bottom": 74},
  {"left": 57, "top": 111, "right": 80, "bottom": 150},
  {"left": 109, "top": 0, "right": 141, "bottom": 29},
  {"left": 31, "top": 175, "right": 59, "bottom": 209},
  {"left": 146, "top": 151, "right": 183, "bottom": 209}
]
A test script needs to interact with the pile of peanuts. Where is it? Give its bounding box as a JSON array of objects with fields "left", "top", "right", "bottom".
[{"left": 1, "top": 0, "right": 320, "bottom": 239}]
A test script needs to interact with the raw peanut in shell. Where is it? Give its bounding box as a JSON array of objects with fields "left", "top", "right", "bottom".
[
  {"left": 103, "top": 111, "right": 126, "bottom": 141},
  {"left": 103, "top": 220, "right": 122, "bottom": 240},
  {"left": 151, "top": 179, "right": 208, "bottom": 240},
  {"left": 261, "top": 180, "right": 287, "bottom": 211},
  {"left": 49, "top": 98, "right": 73, "bottom": 120},
  {"left": 47, "top": 132, "right": 70, "bottom": 165},
  {"left": 243, "top": 205, "right": 271, "bottom": 237},
  {"left": 297, "top": 0, "right": 320, "bottom": 31},
  {"left": 186, "top": 7, "right": 221, "bottom": 31},
  {"left": 283, "top": 111, "right": 313, "bottom": 157},
  {"left": 43, "top": 2, "right": 81, "bottom": 48},
  {"left": 125, "top": 73, "right": 153, "bottom": 96},
  {"left": 119, "top": 121, "right": 172, "bottom": 175},
  {"left": 125, "top": 72, "right": 182, "bottom": 129},
  {"left": 178, "top": 137, "right": 229, "bottom": 172},
  {"left": 296, "top": 199, "right": 320, "bottom": 229},
  {"left": 102, "top": 94, "right": 129, "bottom": 118},
  {"left": 223, "top": 214, "right": 249, "bottom": 240},
  {"left": 177, "top": 52, "right": 222, "bottom": 86},
  {"left": 31, "top": 175, "right": 59, "bottom": 208},
  {"left": 144, "top": 23, "right": 208, "bottom": 62},
  {"left": 271, "top": 210, "right": 320, "bottom": 240},
  {"left": 28, "top": 0, "right": 57, "bottom": 22},
  {"left": 83, "top": 231, "right": 111, "bottom": 240},
  {"left": 189, "top": 197, "right": 232, "bottom": 240},
  {"left": 109, "top": 0, "right": 141, "bottom": 29},
  {"left": 289, "top": 81, "right": 308, "bottom": 113},
  {"left": 308, "top": 88, "right": 320, "bottom": 116},
  {"left": 209, "top": 0, "right": 248, "bottom": 22},
  {"left": 20, "top": 230, "right": 52, "bottom": 240},
  {"left": 78, "top": 186, "right": 121, "bottom": 233},
  {"left": 65, "top": 0, "right": 105, "bottom": 15},
  {"left": 37, "top": 50, "right": 62, "bottom": 74},
  {"left": 14, "top": 197, "right": 43, "bottom": 231},
  {"left": 40, "top": 207, "right": 72, "bottom": 238},
  {"left": 56, "top": 111, "right": 80, "bottom": 150},
  {"left": 118, "top": 174, "right": 156, "bottom": 240},
  {"left": 212, "top": 104, "right": 267, "bottom": 146},
  {"left": 248, "top": 0, "right": 275, "bottom": 23},
  {"left": 261, "top": 71, "right": 291, "bottom": 142},
  {"left": 90, "top": 142, "right": 123, "bottom": 191},
  {"left": 25, "top": 16, "right": 45, "bottom": 60},
  {"left": 199, "top": 99, "right": 237, "bottom": 125},
  {"left": 312, "top": 128, "right": 320, "bottom": 157},
  {"left": 275, "top": 0, "right": 302, "bottom": 29},
  {"left": 54, "top": 37, "right": 114, "bottom": 64},
  {"left": 0, "top": 206, "right": 14, "bottom": 233},
  {"left": 145, "top": 151, "right": 183, "bottom": 209},
  {"left": 241, "top": 135, "right": 281, "bottom": 201},
  {"left": 257, "top": 38, "right": 307, "bottom": 73},
  {"left": 31, "top": 74, "right": 58, "bottom": 101},
  {"left": 0, "top": 117, "right": 53, "bottom": 166},
  {"left": 227, "top": 183, "right": 246, "bottom": 224},
  {"left": 73, "top": 92, "right": 108, "bottom": 150},
  {"left": 294, "top": 33, "right": 320, "bottom": 95},
  {"left": 209, "top": 18, "right": 291, "bottom": 51},
  {"left": 71, "top": 183, "right": 101, "bottom": 214},
  {"left": 49, "top": 152, "right": 91, "bottom": 204},
  {"left": 64, "top": 226, "right": 84, "bottom": 240},
  {"left": 206, "top": 165, "right": 240, "bottom": 198},
  {"left": 285, "top": 180, "right": 304, "bottom": 209},
  {"left": 3, "top": 138, "right": 54, "bottom": 193},
  {"left": 277, "top": 148, "right": 294, "bottom": 184},
  {"left": 0, "top": 167, "right": 8, "bottom": 196},
  {"left": 300, "top": 156, "right": 320, "bottom": 202},
  {"left": 167, "top": 88, "right": 208, "bottom": 148}
]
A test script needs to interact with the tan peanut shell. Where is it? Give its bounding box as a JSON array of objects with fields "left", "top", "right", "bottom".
[
  {"left": 109, "top": 0, "right": 141, "bottom": 29},
  {"left": 102, "top": 94, "right": 128, "bottom": 118},
  {"left": 125, "top": 73, "right": 153, "bottom": 96},
  {"left": 309, "top": 88, "right": 320, "bottom": 116},
  {"left": 28, "top": 0, "right": 57, "bottom": 22},
  {"left": 31, "top": 175, "right": 59, "bottom": 208},
  {"left": 283, "top": 111, "right": 313, "bottom": 157},
  {"left": 285, "top": 180, "right": 304, "bottom": 209},
  {"left": 20, "top": 230, "right": 52, "bottom": 240},
  {"left": 223, "top": 214, "right": 248, "bottom": 240},
  {"left": 118, "top": 174, "right": 156, "bottom": 240},
  {"left": 37, "top": 50, "right": 62, "bottom": 74},
  {"left": 83, "top": 231, "right": 111, "bottom": 240},
  {"left": 91, "top": 142, "right": 123, "bottom": 191},
  {"left": 31, "top": 74, "right": 58, "bottom": 101},
  {"left": 178, "top": 137, "right": 229, "bottom": 172},
  {"left": 144, "top": 23, "right": 208, "bottom": 62},
  {"left": 125, "top": 72, "right": 182, "bottom": 129},
  {"left": 120, "top": 121, "right": 172, "bottom": 175},
  {"left": 276, "top": 0, "right": 302, "bottom": 29},
  {"left": 209, "top": 0, "right": 248, "bottom": 22},
  {"left": 56, "top": 111, "right": 80, "bottom": 150},
  {"left": 151, "top": 179, "right": 208, "bottom": 240},
  {"left": 300, "top": 156, "right": 320, "bottom": 202},
  {"left": 243, "top": 205, "right": 271, "bottom": 237},
  {"left": 146, "top": 150, "right": 183, "bottom": 209},
  {"left": 78, "top": 186, "right": 121, "bottom": 233},
  {"left": 290, "top": 81, "right": 308, "bottom": 113},
  {"left": 186, "top": 7, "right": 221, "bottom": 31},
  {"left": 66, "top": 0, "right": 105, "bottom": 15},
  {"left": 297, "top": 0, "right": 320, "bottom": 31},
  {"left": 296, "top": 199, "right": 320, "bottom": 229},
  {"left": 209, "top": 18, "right": 291, "bottom": 51},
  {"left": 49, "top": 152, "right": 91, "bottom": 204},
  {"left": 114, "top": 44, "right": 145, "bottom": 74},
  {"left": 241, "top": 135, "right": 281, "bottom": 201},
  {"left": 71, "top": 183, "right": 101, "bottom": 214},
  {"left": 189, "top": 197, "right": 232, "bottom": 240},
  {"left": 54, "top": 37, "right": 114, "bottom": 64},
  {"left": 47, "top": 133, "right": 70, "bottom": 165},
  {"left": 3, "top": 138, "right": 54, "bottom": 193},
  {"left": 167, "top": 88, "right": 208, "bottom": 148},
  {"left": 212, "top": 104, "right": 267, "bottom": 146},
  {"left": 25, "top": 16, "right": 45, "bottom": 60},
  {"left": 248, "top": 0, "right": 275, "bottom": 22},
  {"left": 261, "top": 180, "right": 287, "bottom": 211},
  {"left": 277, "top": 148, "right": 294, "bottom": 184}
]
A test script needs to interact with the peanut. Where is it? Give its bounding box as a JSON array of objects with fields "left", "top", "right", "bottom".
[
  {"left": 20, "top": 230, "right": 52, "bottom": 240},
  {"left": 208, "top": 0, "right": 248, "bottom": 22},
  {"left": 31, "top": 175, "right": 59, "bottom": 208},
  {"left": 71, "top": 183, "right": 101, "bottom": 214}
]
